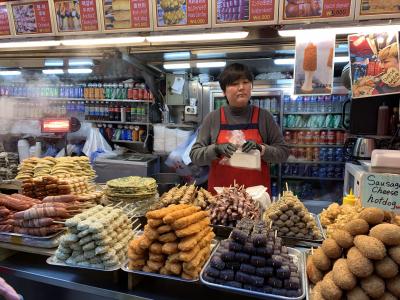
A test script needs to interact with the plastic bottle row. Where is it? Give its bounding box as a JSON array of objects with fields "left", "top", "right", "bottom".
[
  {"left": 98, "top": 124, "right": 147, "bottom": 143},
  {"left": 84, "top": 102, "right": 148, "bottom": 122},
  {"left": 288, "top": 147, "right": 346, "bottom": 162},
  {"left": 284, "top": 114, "right": 342, "bottom": 129},
  {"left": 284, "top": 130, "right": 346, "bottom": 145},
  {"left": 12, "top": 100, "right": 76, "bottom": 119},
  {"left": 283, "top": 94, "right": 349, "bottom": 113},
  {"left": 282, "top": 163, "right": 344, "bottom": 179}
]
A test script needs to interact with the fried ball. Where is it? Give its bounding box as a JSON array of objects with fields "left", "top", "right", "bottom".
[
  {"left": 360, "top": 274, "right": 385, "bottom": 298},
  {"left": 346, "top": 287, "right": 369, "bottom": 300},
  {"left": 347, "top": 247, "right": 373, "bottom": 278},
  {"left": 332, "top": 229, "right": 353, "bottom": 248},
  {"left": 332, "top": 258, "right": 356, "bottom": 290},
  {"left": 344, "top": 219, "right": 369, "bottom": 236},
  {"left": 388, "top": 245, "right": 400, "bottom": 264},
  {"left": 354, "top": 235, "right": 386, "bottom": 260},
  {"left": 359, "top": 207, "right": 384, "bottom": 225},
  {"left": 306, "top": 255, "right": 323, "bottom": 284},
  {"left": 320, "top": 272, "right": 343, "bottom": 300},
  {"left": 312, "top": 248, "right": 331, "bottom": 271},
  {"left": 374, "top": 256, "right": 398, "bottom": 278},
  {"left": 310, "top": 281, "right": 323, "bottom": 300},
  {"left": 377, "top": 292, "right": 397, "bottom": 300},
  {"left": 321, "top": 238, "right": 342, "bottom": 259},
  {"left": 370, "top": 223, "right": 400, "bottom": 246},
  {"left": 386, "top": 275, "right": 400, "bottom": 297}
]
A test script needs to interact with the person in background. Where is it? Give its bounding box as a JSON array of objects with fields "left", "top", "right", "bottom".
[
  {"left": 0, "top": 277, "right": 21, "bottom": 300},
  {"left": 190, "top": 63, "right": 289, "bottom": 194}
]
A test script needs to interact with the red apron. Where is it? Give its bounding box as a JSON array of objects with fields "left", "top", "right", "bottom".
[{"left": 208, "top": 106, "right": 271, "bottom": 194}]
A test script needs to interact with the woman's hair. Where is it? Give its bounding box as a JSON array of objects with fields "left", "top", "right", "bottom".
[
  {"left": 218, "top": 63, "right": 253, "bottom": 92},
  {"left": 378, "top": 42, "right": 399, "bottom": 61}
]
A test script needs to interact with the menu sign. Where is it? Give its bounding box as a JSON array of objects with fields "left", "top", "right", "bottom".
[
  {"left": 0, "top": 4, "right": 11, "bottom": 36},
  {"left": 102, "top": 0, "right": 151, "bottom": 31},
  {"left": 11, "top": 0, "right": 53, "bottom": 35},
  {"left": 53, "top": 0, "right": 100, "bottom": 33},
  {"left": 361, "top": 173, "right": 400, "bottom": 214},
  {"left": 154, "top": 0, "right": 210, "bottom": 29},
  {"left": 214, "top": 0, "right": 277, "bottom": 27},
  {"left": 356, "top": 0, "right": 400, "bottom": 20},
  {"left": 279, "top": 0, "right": 354, "bottom": 24}
]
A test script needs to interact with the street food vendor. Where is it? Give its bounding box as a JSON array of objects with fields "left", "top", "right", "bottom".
[{"left": 190, "top": 63, "right": 289, "bottom": 193}]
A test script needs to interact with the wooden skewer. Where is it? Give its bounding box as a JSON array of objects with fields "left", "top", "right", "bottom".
[
  {"left": 53, "top": 220, "right": 65, "bottom": 224},
  {"left": 133, "top": 223, "right": 141, "bottom": 232},
  {"left": 286, "top": 182, "right": 289, "bottom": 192}
]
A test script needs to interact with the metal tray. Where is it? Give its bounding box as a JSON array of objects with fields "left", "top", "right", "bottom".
[
  {"left": 121, "top": 239, "right": 219, "bottom": 283},
  {"left": 0, "top": 230, "right": 65, "bottom": 249},
  {"left": 0, "top": 229, "right": 65, "bottom": 240},
  {"left": 200, "top": 245, "right": 306, "bottom": 300},
  {"left": 46, "top": 256, "right": 121, "bottom": 272}
]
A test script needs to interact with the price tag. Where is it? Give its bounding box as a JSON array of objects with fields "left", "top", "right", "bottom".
[{"left": 12, "top": 0, "right": 53, "bottom": 35}]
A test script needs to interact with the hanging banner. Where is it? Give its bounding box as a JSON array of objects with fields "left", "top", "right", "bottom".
[
  {"left": 279, "top": 0, "right": 355, "bottom": 24},
  {"left": 11, "top": 0, "right": 54, "bottom": 35},
  {"left": 212, "top": 0, "right": 278, "bottom": 27},
  {"left": 52, "top": 0, "right": 101, "bottom": 34},
  {"left": 0, "top": 3, "right": 11, "bottom": 37},
  {"left": 153, "top": 0, "right": 211, "bottom": 30},
  {"left": 101, "top": 0, "right": 151, "bottom": 32},
  {"left": 293, "top": 33, "right": 335, "bottom": 95},
  {"left": 355, "top": 0, "right": 400, "bottom": 20},
  {"left": 349, "top": 32, "right": 400, "bottom": 99}
]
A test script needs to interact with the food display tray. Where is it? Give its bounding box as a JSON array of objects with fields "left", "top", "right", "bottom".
[
  {"left": 121, "top": 239, "right": 219, "bottom": 283},
  {"left": 0, "top": 230, "right": 65, "bottom": 249},
  {"left": 200, "top": 245, "right": 306, "bottom": 300},
  {"left": 46, "top": 256, "right": 121, "bottom": 272}
]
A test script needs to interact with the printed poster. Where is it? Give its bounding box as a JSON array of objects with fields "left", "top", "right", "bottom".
[
  {"left": 356, "top": 0, "right": 400, "bottom": 19},
  {"left": 0, "top": 4, "right": 11, "bottom": 36},
  {"left": 349, "top": 32, "right": 400, "bottom": 98},
  {"left": 294, "top": 33, "right": 335, "bottom": 95},
  {"left": 11, "top": 0, "right": 53, "bottom": 35},
  {"left": 102, "top": 0, "right": 151, "bottom": 30}
]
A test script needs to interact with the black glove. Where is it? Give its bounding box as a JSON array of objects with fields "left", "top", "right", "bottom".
[
  {"left": 242, "top": 140, "right": 262, "bottom": 153},
  {"left": 215, "top": 143, "right": 237, "bottom": 158}
]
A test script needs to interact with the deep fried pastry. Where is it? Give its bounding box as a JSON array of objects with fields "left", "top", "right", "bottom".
[
  {"left": 146, "top": 204, "right": 189, "bottom": 219},
  {"left": 182, "top": 266, "right": 201, "bottom": 279},
  {"left": 144, "top": 225, "right": 159, "bottom": 241},
  {"left": 165, "top": 261, "right": 182, "bottom": 275},
  {"left": 163, "top": 206, "right": 201, "bottom": 224},
  {"left": 157, "top": 225, "right": 172, "bottom": 234},
  {"left": 158, "top": 232, "right": 177, "bottom": 243},
  {"left": 128, "top": 247, "right": 145, "bottom": 260},
  {"left": 185, "top": 245, "right": 210, "bottom": 270},
  {"left": 149, "top": 252, "right": 165, "bottom": 263},
  {"left": 139, "top": 235, "right": 152, "bottom": 250},
  {"left": 147, "top": 218, "right": 163, "bottom": 228},
  {"left": 160, "top": 267, "right": 173, "bottom": 275},
  {"left": 178, "top": 226, "right": 212, "bottom": 251},
  {"left": 181, "top": 272, "right": 195, "bottom": 280},
  {"left": 162, "top": 242, "right": 179, "bottom": 255},
  {"left": 198, "top": 231, "right": 215, "bottom": 249},
  {"left": 176, "top": 218, "right": 210, "bottom": 238},
  {"left": 149, "top": 242, "right": 163, "bottom": 254},
  {"left": 129, "top": 260, "right": 145, "bottom": 270},
  {"left": 147, "top": 260, "right": 164, "bottom": 272},
  {"left": 172, "top": 210, "right": 209, "bottom": 230},
  {"left": 167, "top": 253, "right": 180, "bottom": 263},
  {"left": 180, "top": 244, "right": 201, "bottom": 262},
  {"left": 142, "top": 265, "right": 155, "bottom": 273}
]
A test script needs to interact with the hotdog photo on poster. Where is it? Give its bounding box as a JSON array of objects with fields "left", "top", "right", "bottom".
[
  {"left": 293, "top": 33, "right": 335, "bottom": 95},
  {"left": 349, "top": 32, "right": 400, "bottom": 98},
  {"left": 54, "top": 0, "right": 99, "bottom": 32}
]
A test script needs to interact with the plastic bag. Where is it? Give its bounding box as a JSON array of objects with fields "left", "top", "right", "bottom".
[{"left": 82, "top": 127, "right": 113, "bottom": 163}]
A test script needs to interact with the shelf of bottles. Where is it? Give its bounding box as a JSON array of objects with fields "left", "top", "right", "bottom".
[{"left": 97, "top": 123, "right": 148, "bottom": 144}]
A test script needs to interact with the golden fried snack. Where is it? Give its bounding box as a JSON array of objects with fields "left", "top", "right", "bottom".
[
  {"left": 178, "top": 226, "right": 212, "bottom": 251},
  {"left": 320, "top": 271, "right": 343, "bottom": 300},
  {"left": 389, "top": 245, "right": 400, "bottom": 264},
  {"left": 149, "top": 242, "right": 163, "bottom": 255},
  {"left": 157, "top": 225, "right": 172, "bottom": 235},
  {"left": 306, "top": 255, "right": 323, "bottom": 284},
  {"left": 353, "top": 235, "right": 386, "bottom": 260},
  {"left": 148, "top": 218, "right": 163, "bottom": 228},
  {"left": 129, "top": 259, "right": 145, "bottom": 270},
  {"left": 160, "top": 267, "right": 173, "bottom": 275},
  {"left": 197, "top": 231, "right": 215, "bottom": 249},
  {"left": 163, "top": 206, "right": 201, "bottom": 224},
  {"left": 360, "top": 274, "right": 385, "bottom": 298},
  {"left": 374, "top": 256, "right": 399, "bottom": 279},
  {"left": 346, "top": 287, "right": 369, "bottom": 300},
  {"left": 344, "top": 219, "right": 369, "bottom": 236},
  {"left": 165, "top": 261, "right": 182, "bottom": 275},
  {"left": 184, "top": 246, "right": 210, "bottom": 270},
  {"left": 142, "top": 265, "right": 155, "bottom": 273},
  {"left": 182, "top": 266, "right": 200, "bottom": 279},
  {"left": 172, "top": 210, "right": 209, "bottom": 230},
  {"left": 370, "top": 223, "right": 400, "bottom": 246},
  {"left": 312, "top": 248, "right": 331, "bottom": 271},
  {"left": 321, "top": 238, "right": 342, "bottom": 259},
  {"left": 167, "top": 253, "right": 180, "bottom": 263},
  {"left": 332, "top": 259, "right": 357, "bottom": 290},
  {"left": 158, "top": 232, "right": 177, "bottom": 243},
  {"left": 387, "top": 275, "right": 400, "bottom": 297},
  {"left": 181, "top": 272, "right": 195, "bottom": 280},
  {"left": 175, "top": 218, "right": 210, "bottom": 238},
  {"left": 347, "top": 247, "right": 373, "bottom": 278},
  {"left": 146, "top": 204, "right": 188, "bottom": 219},
  {"left": 149, "top": 252, "right": 165, "bottom": 263},
  {"left": 332, "top": 229, "right": 353, "bottom": 249},
  {"left": 359, "top": 207, "right": 384, "bottom": 225},
  {"left": 162, "top": 242, "right": 179, "bottom": 255},
  {"left": 128, "top": 247, "right": 145, "bottom": 260},
  {"left": 139, "top": 235, "right": 152, "bottom": 250},
  {"left": 179, "top": 244, "right": 200, "bottom": 262},
  {"left": 311, "top": 282, "right": 323, "bottom": 300},
  {"left": 147, "top": 260, "right": 164, "bottom": 272},
  {"left": 144, "top": 225, "right": 159, "bottom": 241}
]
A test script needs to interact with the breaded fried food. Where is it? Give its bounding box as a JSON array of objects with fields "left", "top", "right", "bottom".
[
  {"left": 181, "top": 271, "right": 196, "bottom": 280},
  {"left": 142, "top": 265, "right": 155, "bottom": 273},
  {"left": 179, "top": 244, "right": 200, "bottom": 262},
  {"left": 320, "top": 271, "right": 343, "bottom": 300},
  {"left": 354, "top": 235, "right": 386, "bottom": 260},
  {"left": 359, "top": 207, "right": 384, "bottom": 225},
  {"left": 185, "top": 246, "right": 210, "bottom": 270},
  {"left": 360, "top": 274, "right": 385, "bottom": 298},
  {"left": 388, "top": 245, "right": 400, "bottom": 264},
  {"left": 374, "top": 256, "right": 399, "bottom": 278},
  {"left": 129, "top": 238, "right": 146, "bottom": 255},
  {"left": 162, "top": 242, "right": 179, "bottom": 255},
  {"left": 139, "top": 235, "right": 152, "bottom": 250},
  {"left": 128, "top": 259, "right": 145, "bottom": 270},
  {"left": 165, "top": 261, "right": 182, "bottom": 275},
  {"left": 147, "top": 218, "right": 163, "bottom": 228},
  {"left": 146, "top": 204, "right": 189, "bottom": 219},
  {"left": 312, "top": 248, "right": 331, "bottom": 271},
  {"left": 386, "top": 275, "right": 400, "bottom": 297},
  {"left": 344, "top": 219, "right": 369, "bottom": 236},
  {"left": 321, "top": 238, "right": 342, "bottom": 259},
  {"left": 346, "top": 287, "right": 369, "bottom": 300},
  {"left": 149, "top": 242, "right": 163, "bottom": 254},
  {"left": 332, "top": 258, "right": 356, "bottom": 290},
  {"left": 175, "top": 218, "right": 210, "bottom": 238},
  {"left": 163, "top": 206, "right": 201, "bottom": 224},
  {"left": 160, "top": 266, "right": 173, "bottom": 275},
  {"left": 306, "top": 255, "right": 323, "bottom": 284},
  {"left": 128, "top": 247, "right": 145, "bottom": 260},
  {"left": 182, "top": 266, "right": 201, "bottom": 278},
  {"left": 347, "top": 247, "right": 373, "bottom": 278},
  {"left": 178, "top": 226, "right": 212, "bottom": 251},
  {"left": 197, "top": 231, "right": 215, "bottom": 249},
  {"left": 172, "top": 210, "right": 209, "bottom": 230},
  {"left": 147, "top": 260, "right": 164, "bottom": 272},
  {"left": 158, "top": 232, "right": 178, "bottom": 243},
  {"left": 167, "top": 252, "right": 180, "bottom": 263},
  {"left": 310, "top": 281, "right": 324, "bottom": 300},
  {"left": 370, "top": 223, "right": 400, "bottom": 246},
  {"left": 144, "top": 225, "right": 159, "bottom": 240},
  {"left": 156, "top": 225, "right": 172, "bottom": 235},
  {"left": 377, "top": 292, "right": 397, "bottom": 300},
  {"left": 332, "top": 229, "right": 353, "bottom": 248},
  {"left": 149, "top": 252, "right": 165, "bottom": 263}
]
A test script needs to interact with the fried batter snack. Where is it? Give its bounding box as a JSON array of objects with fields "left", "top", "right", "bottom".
[
  {"left": 129, "top": 259, "right": 146, "bottom": 270},
  {"left": 157, "top": 225, "right": 172, "bottom": 234},
  {"left": 163, "top": 206, "right": 201, "bottom": 224},
  {"left": 178, "top": 226, "right": 212, "bottom": 251},
  {"left": 162, "top": 242, "right": 179, "bottom": 255},
  {"left": 148, "top": 218, "right": 163, "bottom": 228},
  {"left": 167, "top": 253, "right": 180, "bottom": 263},
  {"left": 146, "top": 204, "right": 189, "bottom": 219},
  {"left": 144, "top": 225, "right": 159, "bottom": 241},
  {"left": 149, "top": 253, "right": 165, "bottom": 263},
  {"left": 172, "top": 210, "right": 209, "bottom": 230},
  {"left": 165, "top": 261, "right": 182, "bottom": 275},
  {"left": 181, "top": 272, "right": 195, "bottom": 280},
  {"left": 147, "top": 260, "right": 164, "bottom": 272},
  {"left": 197, "top": 231, "right": 215, "bottom": 249},
  {"left": 142, "top": 265, "right": 155, "bottom": 273},
  {"left": 128, "top": 247, "right": 145, "bottom": 260},
  {"left": 175, "top": 218, "right": 210, "bottom": 238},
  {"left": 158, "top": 232, "right": 178, "bottom": 243},
  {"left": 160, "top": 267, "right": 173, "bottom": 275},
  {"left": 184, "top": 246, "right": 210, "bottom": 270},
  {"left": 179, "top": 244, "right": 201, "bottom": 262},
  {"left": 139, "top": 235, "right": 152, "bottom": 250},
  {"left": 149, "top": 242, "right": 163, "bottom": 254}
]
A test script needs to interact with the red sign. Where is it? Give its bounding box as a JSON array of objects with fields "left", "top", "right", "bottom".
[
  {"left": 187, "top": 0, "right": 208, "bottom": 25},
  {"left": 53, "top": 0, "right": 99, "bottom": 32},
  {"left": 0, "top": 5, "right": 10, "bottom": 35},
  {"left": 282, "top": 0, "right": 351, "bottom": 20},
  {"left": 103, "top": 0, "right": 150, "bottom": 30},
  {"left": 12, "top": 1, "right": 52, "bottom": 34},
  {"left": 41, "top": 118, "right": 71, "bottom": 133},
  {"left": 216, "top": 0, "right": 274, "bottom": 24},
  {"left": 156, "top": 0, "right": 209, "bottom": 27},
  {"left": 131, "top": 0, "right": 150, "bottom": 28}
]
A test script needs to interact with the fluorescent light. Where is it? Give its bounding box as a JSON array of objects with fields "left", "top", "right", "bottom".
[
  {"left": 68, "top": 58, "right": 93, "bottom": 66},
  {"left": 334, "top": 56, "right": 348, "bottom": 63},
  {"left": 0, "top": 40, "right": 61, "bottom": 48},
  {"left": 196, "top": 52, "right": 225, "bottom": 59},
  {"left": 42, "top": 69, "right": 64, "bottom": 74},
  {"left": 44, "top": 59, "right": 64, "bottom": 67},
  {"left": 279, "top": 24, "right": 400, "bottom": 37},
  {"left": 0, "top": 70, "right": 21, "bottom": 76},
  {"left": 163, "top": 63, "right": 191, "bottom": 70},
  {"left": 274, "top": 58, "right": 295, "bottom": 65},
  {"left": 163, "top": 52, "right": 190, "bottom": 60},
  {"left": 147, "top": 31, "right": 249, "bottom": 43},
  {"left": 62, "top": 36, "right": 145, "bottom": 46},
  {"left": 68, "top": 68, "right": 92, "bottom": 74},
  {"left": 196, "top": 61, "right": 226, "bottom": 68}
]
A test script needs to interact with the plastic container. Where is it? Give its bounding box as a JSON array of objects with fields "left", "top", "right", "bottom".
[
  {"left": 17, "top": 139, "right": 30, "bottom": 162},
  {"left": 343, "top": 189, "right": 356, "bottom": 205}
]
